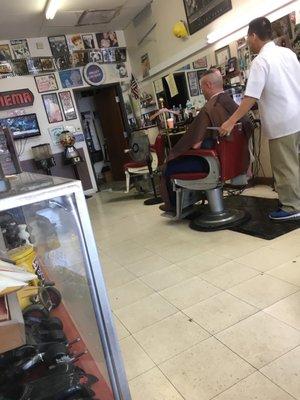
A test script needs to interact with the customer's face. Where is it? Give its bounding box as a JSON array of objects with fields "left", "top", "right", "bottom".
[{"left": 247, "top": 32, "right": 259, "bottom": 53}]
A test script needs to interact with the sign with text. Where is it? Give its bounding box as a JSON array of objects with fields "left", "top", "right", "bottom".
[{"left": 0, "top": 89, "right": 34, "bottom": 110}]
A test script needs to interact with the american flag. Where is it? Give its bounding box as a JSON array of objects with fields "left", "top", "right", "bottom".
[{"left": 130, "top": 74, "right": 140, "bottom": 99}]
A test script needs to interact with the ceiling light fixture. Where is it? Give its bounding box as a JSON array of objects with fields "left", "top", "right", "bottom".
[{"left": 45, "top": 0, "right": 60, "bottom": 20}]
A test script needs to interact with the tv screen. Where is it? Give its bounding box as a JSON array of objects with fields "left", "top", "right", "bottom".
[{"left": 0, "top": 113, "right": 41, "bottom": 140}]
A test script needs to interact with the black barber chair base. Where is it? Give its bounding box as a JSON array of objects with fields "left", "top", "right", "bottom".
[
  {"left": 190, "top": 208, "right": 250, "bottom": 231},
  {"left": 144, "top": 196, "right": 163, "bottom": 205}
]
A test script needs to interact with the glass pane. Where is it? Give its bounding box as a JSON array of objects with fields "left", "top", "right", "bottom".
[{"left": 0, "top": 193, "right": 114, "bottom": 400}]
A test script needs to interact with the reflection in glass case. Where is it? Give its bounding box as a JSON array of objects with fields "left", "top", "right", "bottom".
[{"left": 0, "top": 172, "right": 131, "bottom": 400}]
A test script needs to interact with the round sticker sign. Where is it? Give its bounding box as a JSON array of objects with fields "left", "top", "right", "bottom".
[{"left": 83, "top": 63, "right": 105, "bottom": 86}]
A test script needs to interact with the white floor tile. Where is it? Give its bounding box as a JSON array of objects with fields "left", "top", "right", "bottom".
[
  {"left": 213, "top": 371, "right": 294, "bottom": 399},
  {"left": 160, "top": 277, "right": 221, "bottom": 309},
  {"left": 200, "top": 260, "right": 259, "bottom": 290},
  {"left": 216, "top": 312, "right": 300, "bottom": 369},
  {"left": 177, "top": 251, "right": 230, "bottom": 275},
  {"left": 261, "top": 346, "right": 300, "bottom": 399},
  {"left": 228, "top": 274, "right": 299, "bottom": 309},
  {"left": 160, "top": 337, "right": 255, "bottom": 400},
  {"left": 140, "top": 265, "right": 193, "bottom": 291},
  {"left": 134, "top": 312, "right": 210, "bottom": 364},
  {"left": 264, "top": 291, "right": 300, "bottom": 330},
  {"left": 129, "top": 368, "right": 184, "bottom": 400},
  {"left": 124, "top": 255, "right": 172, "bottom": 277},
  {"left": 109, "top": 279, "right": 154, "bottom": 310},
  {"left": 184, "top": 292, "right": 258, "bottom": 334},
  {"left": 103, "top": 267, "right": 136, "bottom": 289},
  {"left": 113, "top": 315, "right": 130, "bottom": 340},
  {"left": 268, "top": 257, "right": 300, "bottom": 286},
  {"left": 114, "top": 293, "right": 177, "bottom": 333},
  {"left": 119, "top": 336, "right": 155, "bottom": 381}
]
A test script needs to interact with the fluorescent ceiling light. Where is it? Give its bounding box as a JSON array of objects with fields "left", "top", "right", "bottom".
[
  {"left": 207, "top": 0, "right": 299, "bottom": 44},
  {"left": 45, "top": 0, "right": 60, "bottom": 20}
]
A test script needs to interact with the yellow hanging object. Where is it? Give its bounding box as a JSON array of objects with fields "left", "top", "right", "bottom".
[{"left": 173, "top": 21, "right": 188, "bottom": 38}]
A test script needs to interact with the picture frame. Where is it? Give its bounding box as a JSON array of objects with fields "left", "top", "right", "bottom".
[
  {"left": 71, "top": 50, "right": 89, "bottom": 67},
  {"left": 141, "top": 53, "right": 150, "bottom": 78},
  {"left": 0, "top": 44, "right": 12, "bottom": 61},
  {"left": 42, "top": 93, "right": 63, "bottom": 124},
  {"left": 11, "top": 59, "right": 28, "bottom": 75},
  {"left": 48, "top": 125, "right": 64, "bottom": 145},
  {"left": 0, "top": 61, "right": 13, "bottom": 75},
  {"left": 48, "top": 35, "right": 69, "bottom": 59},
  {"left": 58, "top": 91, "right": 77, "bottom": 121},
  {"left": 89, "top": 50, "right": 103, "bottom": 63},
  {"left": 183, "top": 0, "right": 232, "bottom": 35},
  {"left": 40, "top": 57, "right": 56, "bottom": 72},
  {"left": 35, "top": 73, "right": 58, "bottom": 93},
  {"left": 187, "top": 71, "right": 200, "bottom": 97},
  {"left": 193, "top": 56, "right": 208, "bottom": 69},
  {"left": 59, "top": 68, "right": 84, "bottom": 88},
  {"left": 215, "top": 45, "right": 231, "bottom": 66},
  {"left": 96, "top": 32, "right": 119, "bottom": 48},
  {"left": 67, "top": 34, "right": 85, "bottom": 51},
  {"left": 115, "top": 48, "right": 127, "bottom": 62},
  {"left": 116, "top": 63, "right": 128, "bottom": 78},
  {"left": 82, "top": 34, "right": 95, "bottom": 49},
  {"left": 10, "top": 39, "right": 30, "bottom": 59},
  {"left": 27, "top": 58, "right": 43, "bottom": 75}
]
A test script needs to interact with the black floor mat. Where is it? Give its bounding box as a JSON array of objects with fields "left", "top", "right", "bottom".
[{"left": 223, "top": 195, "right": 300, "bottom": 240}]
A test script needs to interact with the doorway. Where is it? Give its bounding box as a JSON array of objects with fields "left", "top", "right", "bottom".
[{"left": 74, "top": 84, "right": 129, "bottom": 189}]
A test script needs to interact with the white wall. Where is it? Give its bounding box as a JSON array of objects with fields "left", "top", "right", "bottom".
[{"left": 0, "top": 30, "right": 131, "bottom": 193}]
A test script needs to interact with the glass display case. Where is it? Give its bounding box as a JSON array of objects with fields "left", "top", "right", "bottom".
[{"left": 0, "top": 172, "right": 131, "bottom": 400}]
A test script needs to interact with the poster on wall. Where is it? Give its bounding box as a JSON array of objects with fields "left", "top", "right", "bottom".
[
  {"left": 59, "top": 68, "right": 84, "bottom": 88},
  {"left": 42, "top": 93, "right": 64, "bottom": 123},
  {"left": 49, "top": 125, "right": 64, "bottom": 145},
  {"left": 58, "top": 91, "right": 77, "bottom": 121},
  {"left": 0, "top": 44, "right": 12, "bottom": 61},
  {"left": 193, "top": 56, "right": 208, "bottom": 69},
  {"left": 183, "top": 0, "right": 232, "bottom": 35},
  {"left": 141, "top": 53, "right": 150, "bottom": 78},
  {"left": 82, "top": 34, "right": 95, "bottom": 49},
  {"left": 72, "top": 51, "right": 89, "bottom": 67},
  {"left": 116, "top": 63, "right": 128, "bottom": 78},
  {"left": 27, "top": 58, "right": 43, "bottom": 74},
  {"left": 96, "top": 32, "right": 119, "bottom": 48},
  {"left": 40, "top": 57, "right": 56, "bottom": 72},
  {"left": 67, "top": 34, "right": 85, "bottom": 51},
  {"left": 215, "top": 45, "right": 231, "bottom": 66},
  {"left": 272, "top": 15, "right": 293, "bottom": 48},
  {"left": 12, "top": 60, "right": 28, "bottom": 75},
  {"left": 48, "top": 35, "right": 69, "bottom": 58},
  {"left": 35, "top": 74, "right": 58, "bottom": 93},
  {"left": 187, "top": 71, "right": 200, "bottom": 96},
  {"left": 10, "top": 39, "right": 31, "bottom": 59},
  {"left": 0, "top": 62, "right": 13, "bottom": 76},
  {"left": 55, "top": 55, "right": 72, "bottom": 71},
  {"left": 89, "top": 50, "right": 103, "bottom": 63},
  {"left": 115, "top": 48, "right": 127, "bottom": 62}
]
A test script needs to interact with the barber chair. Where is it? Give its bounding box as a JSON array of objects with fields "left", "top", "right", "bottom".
[
  {"left": 124, "top": 131, "right": 165, "bottom": 203},
  {"left": 170, "top": 125, "right": 251, "bottom": 230}
]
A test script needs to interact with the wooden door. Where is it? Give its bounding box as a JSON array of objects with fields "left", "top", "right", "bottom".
[{"left": 94, "top": 86, "right": 127, "bottom": 180}]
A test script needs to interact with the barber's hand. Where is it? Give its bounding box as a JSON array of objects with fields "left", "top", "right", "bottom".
[{"left": 219, "top": 119, "right": 235, "bottom": 137}]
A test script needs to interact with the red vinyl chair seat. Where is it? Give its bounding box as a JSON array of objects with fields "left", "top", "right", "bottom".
[
  {"left": 171, "top": 172, "right": 208, "bottom": 180},
  {"left": 124, "top": 161, "right": 147, "bottom": 170}
]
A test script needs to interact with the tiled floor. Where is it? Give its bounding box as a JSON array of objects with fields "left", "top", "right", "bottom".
[{"left": 88, "top": 185, "right": 300, "bottom": 400}]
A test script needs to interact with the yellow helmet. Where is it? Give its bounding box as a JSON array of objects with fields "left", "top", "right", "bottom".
[{"left": 173, "top": 21, "right": 189, "bottom": 38}]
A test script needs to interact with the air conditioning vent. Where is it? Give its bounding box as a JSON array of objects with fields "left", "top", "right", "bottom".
[{"left": 77, "top": 8, "right": 121, "bottom": 26}]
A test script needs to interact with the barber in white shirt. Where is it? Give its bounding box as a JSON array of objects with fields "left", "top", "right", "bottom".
[{"left": 220, "top": 17, "right": 300, "bottom": 221}]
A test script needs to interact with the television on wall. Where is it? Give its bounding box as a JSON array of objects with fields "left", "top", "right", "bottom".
[{"left": 0, "top": 113, "right": 41, "bottom": 140}]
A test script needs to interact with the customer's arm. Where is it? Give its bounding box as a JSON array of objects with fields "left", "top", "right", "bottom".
[{"left": 219, "top": 97, "right": 256, "bottom": 136}]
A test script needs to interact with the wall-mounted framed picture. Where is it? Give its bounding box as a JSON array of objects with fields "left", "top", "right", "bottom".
[
  {"left": 71, "top": 50, "right": 89, "bottom": 67},
  {"left": 48, "top": 35, "right": 69, "bottom": 59},
  {"left": 215, "top": 45, "right": 231, "bottom": 66},
  {"left": 96, "top": 32, "right": 119, "bottom": 48},
  {"left": 27, "top": 58, "right": 43, "bottom": 75},
  {"left": 183, "top": 0, "right": 232, "bottom": 35},
  {"left": 35, "top": 73, "right": 58, "bottom": 93},
  {"left": 115, "top": 47, "right": 127, "bottom": 62},
  {"left": 187, "top": 71, "right": 200, "bottom": 97},
  {"left": 11, "top": 59, "right": 28, "bottom": 75},
  {"left": 82, "top": 34, "right": 95, "bottom": 49},
  {"left": 42, "top": 93, "right": 63, "bottom": 124},
  {"left": 89, "top": 50, "right": 103, "bottom": 63},
  {"left": 58, "top": 91, "right": 77, "bottom": 121},
  {"left": 10, "top": 39, "right": 31, "bottom": 59},
  {"left": 193, "top": 56, "right": 208, "bottom": 69},
  {"left": 83, "top": 63, "right": 105, "bottom": 86},
  {"left": 0, "top": 61, "right": 13, "bottom": 76},
  {"left": 59, "top": 68, "right": 84, "bottom": 88},
  {"left": 0, "top": 44, "right": 12, "bottom": 61},
  {"left": 40, "top": 57, "right": 56, "bottom": 72},
  {"left": 67, "top": 34, "right": 85, "bottom": 51}
]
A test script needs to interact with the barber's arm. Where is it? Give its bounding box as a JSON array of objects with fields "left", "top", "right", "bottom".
[
  {"left": 219, "top": 57, "right": 268, "bottom": 136},
  {"left": 219, "top": 97, "right": 256, "bottom": 136}
]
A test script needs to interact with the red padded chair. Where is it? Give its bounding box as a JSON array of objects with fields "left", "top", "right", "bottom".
[
  {"left": 170, "top": 125, "right": 250, "bottom": 230},
  {"left": 124, "top": 134, "right": 165, "bottom": 193}
]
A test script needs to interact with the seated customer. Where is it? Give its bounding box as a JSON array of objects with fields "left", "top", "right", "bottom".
[{"left": 160, "top": 68, "right": 254, "bottom": 211}]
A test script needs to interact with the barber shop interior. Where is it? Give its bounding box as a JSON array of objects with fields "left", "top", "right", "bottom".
[{"left": 0, "top": 0, "right": 300, "bottom": 399}]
